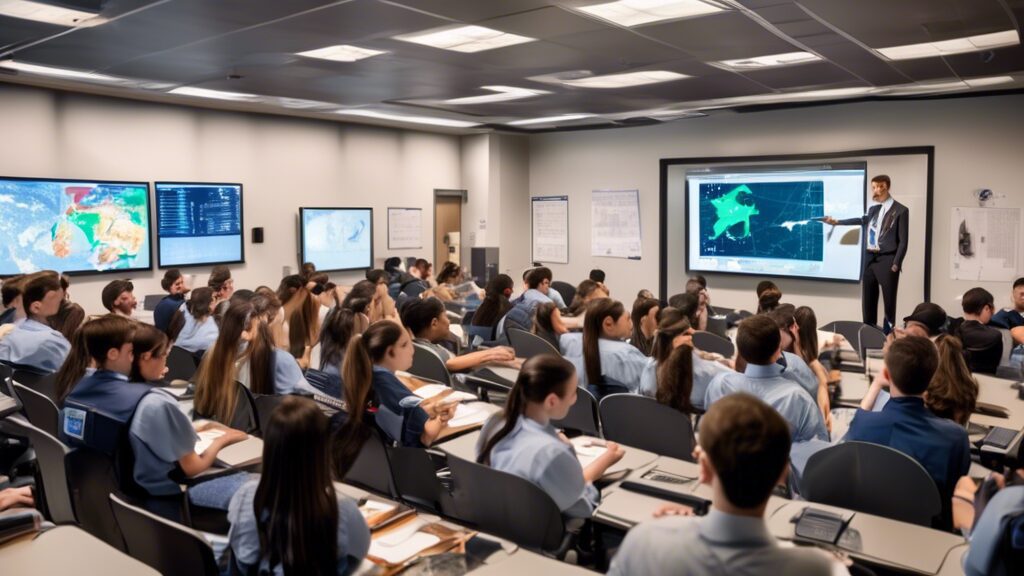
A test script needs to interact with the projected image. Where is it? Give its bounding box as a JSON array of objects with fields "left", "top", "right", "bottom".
[
  {"left": 699, "top": 181, "right": 824, "bottom": 262},
  {"left": 0, "top": 177, "right": 151, "bottom": 275},
  {"left": 300, "top": 208, "right": 373, "bottom": 271},
  {"left": 156, "top": 183, "right": 243, "bottom": 267}
]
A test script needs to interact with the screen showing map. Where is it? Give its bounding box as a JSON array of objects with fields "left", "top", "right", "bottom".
[
  {"left": 686, "top": 164, "right": 865, "bottom": 281},
  {"left": 300, "top": 207, "right": 373, "bottom": 271},
  {"left": 156, "top": 182, "right": 243, "bottom": 267},
  {"left": 0, "top": 177, "right": 151, "bottom": 275}
]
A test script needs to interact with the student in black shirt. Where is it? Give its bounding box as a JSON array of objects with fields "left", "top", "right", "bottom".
[{"left": 950, "top": 287, "right": 1003, "bottom": 374}]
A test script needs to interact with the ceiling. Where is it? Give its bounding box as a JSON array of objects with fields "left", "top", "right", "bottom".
[{"left": 1, "top": 0, "right": 1022, "bottom": 133}]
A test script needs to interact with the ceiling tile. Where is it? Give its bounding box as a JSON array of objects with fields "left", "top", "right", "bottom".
[{"left": 637, "top": 11, "right": 798, "bottom": 61}]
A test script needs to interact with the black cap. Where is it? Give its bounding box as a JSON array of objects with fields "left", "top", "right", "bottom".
[{"left": 903, "top": 302, "right": 947, "bottom": 336}]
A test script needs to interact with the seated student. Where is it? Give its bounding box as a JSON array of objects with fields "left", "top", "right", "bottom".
[
  {"left": 589, "top": 268, "right": 606, "bottom": 290},
  {"left": 950, "top": 287, "right": 1004, "bottom": 374},
  {"left": 0, "top": 274, "right": 25, "bottom": 326},
  {"left": 470, "top": 274, "right": 513, "bottom": 339},
  {"left": 516, "top": 266, "right": 560, "bottom": 307},
  {"left": 636, "top": 288, "right": 654, "bottom": 301},
  {"left": 926, "top": 335, "right": 979, "bottom": 427},
  {"left": 566, "top": 279, "right": 609, "bottom": 316},
  {"left": 242, "top": 296, "right": 318, "bottom": 396},
  {"left": 228, "top": 396, "right": 370, "bottom": 576},
  {"left": 361, "top": 273, "right": 400, "bottom": 323},
  {"left": 845, "top": 336, "right": 970, "bottom": 499},
  {"left": 58, "top": 315, "right": 246, "bottom": 496},
  {"left": 154, "top": 269, "right": 189, "bottom": 332},
  {"left": 431, "top": 261, "right": 467, "bottom": 301},
  {"left": 794, "top": 306, "right": 833, "bottom": 428},
  {"left": 756, "top": 280, "right": 782, "bottom": 314},
  {"left": 639, "top": 309, "right": 732, "bottom": 410},
  {"left": 47, "top": 300, "right": 85, "bottom": 343},
  {"left": 768, "top": 306, "right": 822, "bottom": 404},
  {"left": 130, "top": 323, "right": 171, "bottom": 384},
  {"left": 990, "top": 276, "right": 1024, "bottom": 331},
  {"left": 411, "top": 258, "right": 433, "bottom": 284},
  {"left": 533, "top": 301, "right": 569, "bottom": 351},
  {"left": 311, "top": 305, "right": 367, "bottom": 398},
  {"left": 476, "top": 354, "right": 624, "bottom": 518},
  {"left": 102, "top": 279, "right": 137, "bottom": 318},
  {"left": 172, "top": 287, "right": 219, "bottom": 354},
  {"left": 953, "top": 467, "right": 1024, "bottom": 574},
  {"left": 341, "top": 321, "right": 455, "bottom": 447},
  {"left": 705, "top": 315, "right": 828, "bottom": 442},
  {"left": 900, "top": 302, "right": 948, "bottom": 340},
  {"left": 277, "top": 274, "right": 321, "bottom": 368},
  {"left": 669, "top": 292, "right": 708, "bottom": 333},
  {"left": 0, "top": 273, "right": 70, "bottom": 373},
  {"left": 401, "top": 297, "right": 516, "bottom": 372},
  {"left": 208, "top": 265, "right": 235, "bottom": 322},
  {"left": 568, "top": 298, "right": 649, "bottom": 395},
  {"left": 685, "top": 277, "right": 714, "bottom": 324},
  {"left": 609, "top": 394, "right": 841, "bottom": 576}
]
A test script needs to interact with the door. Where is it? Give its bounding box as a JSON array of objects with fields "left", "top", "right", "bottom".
[{"left": 435, "top": 195, "right": 462, "bottom": 266}]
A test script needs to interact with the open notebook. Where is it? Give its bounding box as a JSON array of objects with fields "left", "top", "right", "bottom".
[{"left": 194, "top": 429, "right": 263, "bottom": 468}]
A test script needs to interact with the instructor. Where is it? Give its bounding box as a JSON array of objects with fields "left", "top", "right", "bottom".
[{"left": 823, "top": 175, "right": 909, "bottom": 333}]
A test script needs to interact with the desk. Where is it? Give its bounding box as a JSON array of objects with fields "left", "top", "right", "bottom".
[
  {"left": 469, "top": 549, "right": 594, "bottom": 574},
  {"left": 0, "top": 526, "right": 160, "bottom": 575}
]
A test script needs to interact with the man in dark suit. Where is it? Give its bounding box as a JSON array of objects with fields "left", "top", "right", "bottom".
[{"left": 824, "top": 174, "right": 909, "bottom": 332}]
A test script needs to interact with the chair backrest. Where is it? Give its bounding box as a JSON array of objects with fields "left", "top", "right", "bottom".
[
  {"left": 403, "top": 281, "right": 429, "bottom": 299},
  {"left": 820, "top": 321, "right": 868, "bottom": 359},
  {"left": 550, "top": 386, "right": 600, "bottom": 437},
  {"left": 599, "top": 394, "right": 696, "bottom": 461},
  {"left": 461, "top": 309, "right": 475, "bottom": 326},
  {"left": 303, "top": 368, "right": 341, "bottom": 398},
  {"left": 165, "top": 346, "right": 199, "bottom": 382},
  {"left": 691, "top": 331, "right": 735, "bottom": 358},
  {"left": 507, "top": 328, "right": 560, "bottom": 359},
  {"left": 800, "top": 441, "right": 942, "bottom": 526},
  {"left": 66, "top": 447, "right": 128, "bottom": 550},
  {"left": 385, "top": 446, "right": 452, "bottom": 515},
  {"left": 251, "top": 394, "right": 287, "bottom": 438},
  {"left": 11, "top": 381, "right": 60, "bottom": 438},
  {"left": 110, "top": 493, "right": 220, "bottom": 576},
  {"left": 410, "top": 343, "right": 453, "bottom": 386},
  {"left": 858, "top": 324, "right": 886, "bottom": 359},
  {"left": 3, "top": 416, "right": 76, "bottom": 525},
  {"left": 549, "top": 281, "right": 576, "bottom": 308},
  {"left": 447, "top": 454, "right": 565, "bottom": 552},
  {"left": 0, "top": 361, "right": 13, "bottom": 395},
  {"left": 12, "top": 369, "right": 58, "bottom": 402},
  {"left": 344, "top": 426, "right": 394, "bottom": 497},
  {"left": 142, "top": 294, "right": 164, "bottom": 311}
]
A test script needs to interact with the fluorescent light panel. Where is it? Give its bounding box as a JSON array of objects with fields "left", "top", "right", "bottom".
[
  {"left": 444, "top": 86, "right": 549, "bottom": 105},
  {"left": 394, "top": 25, "right": 535, "bottom": 53},
  {"left": 507, "top": 113, "right": 595, "bottom": 126},
  {"left": 576, "top": 0, "right": 725, "bottom": 27},
  {"left": 562, "top": 70, "right": 689, "bottom": 88},
  {"left": 715, "top": 51, "right": 821, "bottom": 70},
  {"left": 876, "top": 29, "right": 1019, "bottom": 60},
  {"left": 0, "top": 0, "right": 100, "bottom": 26},
  {"left": 335, "top": 109, "right": 480, "bottom": 128},
  {"left": 0, "top": 59, "right": 118, "bottom": 82},
  {"left": 964, "top": 75, "right": 1015, "bottom": 88},
  {"left": 168, "top": 86, "right": 258, "bottom": 101},
  {"left": 297, "top": 44, "right": 386, "bottom": 62}
]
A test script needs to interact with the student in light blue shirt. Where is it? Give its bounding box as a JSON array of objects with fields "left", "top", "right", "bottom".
[
  {"left": 0, "top": 272, "right": 70, "bottom": 373},
  {"left": 477, "top": 355, "right": 624, "bottom": 518},
  {"left": 565, "top": 298, "right": 648, "bottom": 395},
  {"left": 705, "top": 315, "right": 829, "bottom": 442},
  {"left": 238, "top": 294, "right": 317, "bottom": 396},
  {"left": 768, "top": 306, "right": 821, "bottom": 401},
  {"left": 172, "top": 287, "right": 219, "bottom": 354},
  {"left": 401, "top": 297, "right": 516, "bottom": 373}
]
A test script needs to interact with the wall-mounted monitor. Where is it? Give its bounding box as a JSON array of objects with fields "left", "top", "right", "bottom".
[
  {"left": 155, "top": 182, "right": 244, "bottom": 268},
  {"left": 0, "top": 176, "right": 152, "bottom": 276},
  {"left": 299, "top": 207, "right": 373, "bottom": 272}
]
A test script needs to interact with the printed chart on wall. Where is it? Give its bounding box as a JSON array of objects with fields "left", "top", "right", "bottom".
[
  {"left": 592, "top": 189, "right": 642, "bottom": 259},
  {"left": 387, "top": 207, "right": 422, "bottom": 249},
  {"left": 950, "top": 206, "right": 1022, "bottom": 281},
  {"left": 531, "top": 195, "right": 569, "bottom": 264}
]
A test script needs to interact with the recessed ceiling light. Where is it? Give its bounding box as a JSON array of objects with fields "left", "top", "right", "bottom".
[
  {"left": 0, "top": 59, "right": 119, "bottom": 82},
  {"left": 507, "top": 113, "right": 596, "bottom": 126},
  {"left": 335, "top": 109, "right": 480, "bottom": 128},
  {"left": 443, "top": 86, "right": 550, "bottom": 105},
  {"left": 394, "top": 25, "right": 535, "bottom": 53},
  {"left": 575, "top": 0, "right": 726, "bottom": 27},
  {"left": 0, "top": 0, "right": 103, "bottom": 27},
  {"left": 168, "top": 86, "right": 258, "bottom": 101},
  {"left": 876, "top": 29, "right": 1020, "bottom": 60},
  {"left": 296, "top": 44, "right": 387, "bottom": 62},
  {"left": 561, "top": 70, "right": 689, "bottom": 88},
  {"left": 963, "top": 75, "right": 1015, "bottom": 88},
  {"left": 713, "top": 51, "right": 821, "bottom": 70}
]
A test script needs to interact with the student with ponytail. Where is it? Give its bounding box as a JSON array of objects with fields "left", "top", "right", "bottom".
[
  {"left": 238, "top": 295, "right": 317, "bottom": 397},
  {"left": 172, "top": 286, "right": 219, "bottom": 354},
  {"left": 639, "top": 309, "right": 733, "bottom": 410},
  {"left": 630, "top": 297, "right": 660, "bottom": 356},
  {"left": 130, "top": 323, "right": 171, "bottom": 384},
  {"left": 228, "top": 396, "right": 370, "bottom": 576},
  {"left": 277, "top": 275, "right": 322, "bottom": 368},
  {"left": 310, "top": 305, "right": 367, "bottom": 397},
  {"left": 568, "top": 298, "right": 648, "bottom": 394},
  {"left": 476, "top": 354, "right": 624, "bottom": 518}
]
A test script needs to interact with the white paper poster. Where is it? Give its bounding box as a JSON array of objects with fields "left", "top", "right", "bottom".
[
  {"left": 387, "top": 207, "right": 422, "bottom": 249},
  {"left": 531, "top": 195, "right": 569, "bottom": 264},
  {"left": 950, "top": 206, "right": 1021, "bottom": 281},
  {"left": 591, "top": 189, "right": 642, "bottom": 259}
]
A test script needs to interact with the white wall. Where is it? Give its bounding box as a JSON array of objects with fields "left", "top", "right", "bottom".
[
  {"left": 527, "top": 94, "right": 1024, "bottom": 323},
  {"left": 0, "top": 84, "right": 461, "bottom": 315}
]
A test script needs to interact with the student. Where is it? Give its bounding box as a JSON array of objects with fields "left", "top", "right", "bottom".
[
  {"left": 705, "top": 315, "right": 828, "bottom": 442},
  {"left": 566, "top": 279, "right": 609, "bottom": 316},
  {"left": 58, "top": 315, "right": 246, "bottom": 496},
  {"left": 154, "top": 269, "right": 189, "bottom": 332},
  {"left": 402, "top": 297, "right": 516, "bottom": 372},
  {"left": 926, "top": 335, "right": 979, "bottom": 426},
  {"left": 173, "top": 287, "right": 219, "bottom": 354},
  {"left": 101, "top": 279, "right": 137, "bottom": 317},
  {"left": 517, "top": 266, "right": 557, "bottom": 306},
  {"left": 756, "top": 281, "right": 782, "bottom": 314},
  {"left": 630, "top": 297, "right": 660, "bottom": 356},
  {"left": 900, "top": 302, "right": 948, "bottom": 339},
  {"left": 299, "top": 261, "right": 317, "bottom": 282},
  {"left": 570, "top": 298, "right": 649, "bottom": 395},
  {"left": 477, "top": 354, "right": 624, "bottom": 518},
  {"left": 640, "top": 309, "right": 732, "bottom": 410},
  {"left": 0, "top": 273, "right": 70, "bottom": 373},
  {"left": 353, "top": 276, "right": 399, "bottom": 323},
  {"left": 845, "top": 336, "right": 971, "bottom": 499},
  {"left": 47, "top": 300, "right": 85, "bottom": 342},
  {"left": 228, "top": 396, "right": 370, "bottom": 576},
  {"left": 991, "top": 278, "right": 1024, "bottom": 351},
  {"left": 237, "top": 296, "right": 318, "bottom": 397},
  {"left": 685, "top": 277, "right": 714, "bottom": 322},
  {"left": 953, "top": 467, "right": 1024, "bottom": 574},
  {"left": 609, "top": 394, "right": 840, "bottom": 576},
  {"left": 950, "top": 287, "right": 1004, "bottom": 374},
  {"left": 130, "top": 323, "right": 171, "bottom": 384},
  {"left": 794, "top": 306, "right": 833, "bottom": 428},
  {"left": 312, "top": 306, "right": 366, "bottom": 398},
  {"left": 277, "top": 274, "right": 321, "bottom": 367},
  {"left": 589, "top": 268, "right": 607, "bottom": 291},
  {"left": 341, "top": 321, "right": 455, "bottom": 447},
  {"left": 533, "top": 301, "right": 568, "bottom": 350},
  {"left": 435, "top": 261, "right": 463, "bottom": 289},
  {"left": 768, "top": 306, "right": 822, "bottom": 404},
  {"left": 0, "top": 274, "right": 25, "bottom": 326},
  {"left": 209, "top": 265, "right": 234, "bottom": 322},
  {"left": 471, "top": 274, "right": 513, "bottom": 330},
  {"left": 411, "top": 258, "right": 433, "bottom": 283},
  {"left": 670, "top": 292, "right": 707, "bottom": 333}
]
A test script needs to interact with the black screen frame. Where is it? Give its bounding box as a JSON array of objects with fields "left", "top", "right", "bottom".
[
  {"left": 299, "top": 207, "right": 374, "bottom": 272},
  {"left": 154, "top": 181, "right": 245, "bottom": 269}
]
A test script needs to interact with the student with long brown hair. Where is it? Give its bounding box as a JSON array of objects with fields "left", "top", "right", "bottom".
[
  {"left": 569, "top": 298, "right": 648, "bottom": 395},
  {"left": 566, "top": 279, "right": 609, "bottom": 316},
  {"left": 927, "top": 334, "right": 979, "bottom": 426},
  {"left": 532, "top": 301, "right": 568, "bottom": 350},
  {"left": 46, "top": 299, "right": 85, "bottom": 342},
  {"left": 471, "top": 274, "right": 514, "bottom": 330},
  {"left": 277, "top": 275, "right": 321, "bottom": 368},
  {"left": 476, "top": 355, "right": 624, "bottom": 518},
  {"left": 130, "top": 323, "right": 171, "bottom": 384},
  {"left": 630, "top": 297, "right": 660, "bottom": 356},
  {"left": 194, "top": 301, "right": 254, "bottom": 425},
  {"left": 228, "top": 396, "right": 370, "bottom": 576},
  {"left": 794, "top": 306, "right": 833, "bottom": 429}
]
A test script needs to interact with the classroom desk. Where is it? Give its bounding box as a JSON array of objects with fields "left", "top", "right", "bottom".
[
  {"left": 469, "top": 549, "right": 595, "bottom": 574},
  {"left": 0, "top": 526, "right": 160, "bottom": 575}
]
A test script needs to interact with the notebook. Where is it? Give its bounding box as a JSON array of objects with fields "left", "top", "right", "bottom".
[
  {"left": 194, "top": 430, "right": 263, "bottom": 467},
  {"left": 413, "top": 383, "right": 476, "bottom": 403}
]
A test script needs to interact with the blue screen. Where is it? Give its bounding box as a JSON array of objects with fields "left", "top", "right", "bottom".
[
  {"left": 156, "top": 183, "right": 243, "bottom": 267},
  {"left": 300, "top": 208, "right": 373, "bottom": 271}
]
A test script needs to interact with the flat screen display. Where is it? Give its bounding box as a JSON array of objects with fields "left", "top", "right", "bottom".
[
  {"left": 0, "top": 176, "right": 151, "bottom": 275},
  {"left": 155, "top": 182, "right": 243, "bottom": 267},
  {"left": 300, "top": 207, "right": 373, "bottom": 272}
]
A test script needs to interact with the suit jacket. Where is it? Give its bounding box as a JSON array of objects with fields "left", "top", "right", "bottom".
[{"left": 837, "top": 199, "right": 910, "bottom": 269}]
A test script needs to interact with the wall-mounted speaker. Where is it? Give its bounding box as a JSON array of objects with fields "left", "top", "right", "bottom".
[{"left": 251, "top": 227, "right": 264, "bottom": 243}]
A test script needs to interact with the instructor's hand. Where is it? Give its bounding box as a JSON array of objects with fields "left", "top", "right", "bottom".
[
  {"left": 891, "top": 264, "right": 899, "bottom": 273},
  {"left": 822, "top": 216, "right": 838, "bottom": 225}
]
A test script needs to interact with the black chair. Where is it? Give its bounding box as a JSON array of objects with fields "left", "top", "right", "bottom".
[
  {"left": 165, "top": 346, "right": 199, "bottom": 382},
  {"left": 11, "top": 381, "right": 60, "bottom": 438},
  {"left": 551, "top": 386, "right": 599, "bottom": 437},
  {"left": 461, "top": 309, "right": 476, "bottom": 326},
  {"left": 1, "top": 416, "right": 76, "bottom": 524},
  {"left": 385, "top": 446, "right": 452, "bottom": 515},
  {"left": 820, "top": 321, "right": 868, "bottom": 359},
  {"left": 193, "top": 382, "right": 258, "bottom": 434},
  {"left": 344, "top": 426, "right": 394, "bottom": 497},
  {"left": 800, "top": 441, "right": 942, "bottom": 527},
  {"left": 447, "top": 454, "right": 568, "bottom": 554},
  {"left": 12, "top": 369, "right": 58, "bottom": 403},
  {"left": 550, "top": 281, "right": 576, "bottom": 308},
  {"left": 110, "top": 493, "right": 220, "bottom": 576},
  {"left": 0, "top": 362, "right": 12, "bottom": 396},
  {"left": 507, "top": 328, "right": 560, "bottom": 359},
  {"left": 692, "top": 331, "right": 735, "bottom": 358},
  {"left": 252, "top": 394, "right": 287, "bottom": 438},
  {"left": 599, "top": 394, "right": 696, "bottom": 461},
  {"left": 858, "top": 324, "right": 886, "bottom": 359},
  {"left": 410, "top": 343, "right": 453, "bottom": 385}
]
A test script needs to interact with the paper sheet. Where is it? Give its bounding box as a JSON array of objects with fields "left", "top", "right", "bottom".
[
  {"left": 194, "top": 429, "right": 224, "bottom": 454},
  {"left": 369, "top": 531, "right": 441, "bottom": 565},
  {"left": 412, "top": 384, "right": 476, "bottom": 403},
  {"left": 448, "top": 404, "right": 490, "bottom": 428},
  {"left": 591, "top": 189, "right": 642, "bottom": 259},
  {"left": 531, "top": 195, "right": 569, "bottom": 264},
  {"left": 387, "top": 207, "right": 422, "bottom": 249},
  {"left": 950, "top": 206, "right": 1022, "bottom": 281}
]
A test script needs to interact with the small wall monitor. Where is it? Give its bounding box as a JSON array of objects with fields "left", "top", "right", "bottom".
[
  {"left": 155, "top": 182, "right": 244, "bottom": 268},
  {"left": 299, "top": 207, "right": 373, "bottom": 272}
]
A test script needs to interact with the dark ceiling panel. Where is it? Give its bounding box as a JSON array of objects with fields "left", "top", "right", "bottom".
[
  {"left": 811, "top": 43, "right": 913, "bottom": 86},
  {"left": 384, "top": 0, "right": 554, "bottom": 23},
  {"left": 548, "top": 27, "right": 685, "bottom": 69},
  {"left": 638, "top": 11, "right": 798, "bottom": 60},
  {"left": 945, "top": 44, "right": 1024, "bottom": 77},
  {"left": 887, "top": 57, "right": 957, "bottom": 82},
  {"left": 740, "top": 61, "right": 860, "bottom": 89},
  {"left": 0, "top": 17, "right": 66, "bottom": 53}
]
